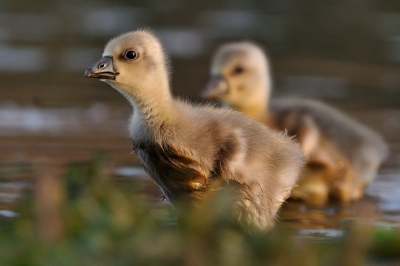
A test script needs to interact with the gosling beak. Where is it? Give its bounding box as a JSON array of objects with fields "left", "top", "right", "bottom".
[
  {"left": 201, "top": 75, "right": 229, "bottom": 99},
  {"left": 85, "top": 56, "right": 119, "bottom": 80}
]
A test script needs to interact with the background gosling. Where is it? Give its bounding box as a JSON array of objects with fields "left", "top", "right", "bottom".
[
  {"left": 202, "top": 41, "right": 388, "bottom": 205},
  {"left": 85, "top": 30, "right": 304, "bottom": 230}
]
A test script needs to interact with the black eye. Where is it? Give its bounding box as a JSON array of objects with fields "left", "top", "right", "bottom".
[
  {"left": 124, "top": 50, "right": 137, "bottom": 60},
  {"left": 233, "top": 65, "right": 244, "bottom": 75}
]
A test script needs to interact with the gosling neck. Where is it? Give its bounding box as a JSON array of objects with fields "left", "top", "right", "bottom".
[
  {"left": 236, "top": 94, "right": 270, "bottom": 125},
  {"left": 111, "top": 75, "right": 174, "bottom": 130},
  {"left": 235, "top": 76, "right": 272, "bottom": 125}
]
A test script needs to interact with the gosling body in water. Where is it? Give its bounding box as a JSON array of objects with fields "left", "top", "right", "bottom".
[
  {"left": 203, "top": 42, "right": 388, "bottom": 205},
  {"left": 85, "top": 30, "right": 304, "bottom": 230}
]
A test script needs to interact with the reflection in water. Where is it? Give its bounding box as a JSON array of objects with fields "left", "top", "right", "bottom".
[
  {"left": 199, "top": 10, "right": 261, "bottom": 30},
  {"left": 298, "top": 229, "right": 344, "bottom": 240},
  {"left": 198, "top": 10, "right": 286, "bottom": 41},
  {"left": 0, "top": 103, "right": 124, "bottom": 134},
  {"left": 0, "top": 45, "right": 47, "bottom": 71},
  {"left": 0, "top": 210, "right": 19, "bottom": 218},
  {"left": 78, "top": 7, "right": 149, "bottom": 37},
  {"left": 0, "top": 13, "right": 59, "bottom": 41},
  {"left": 114, "top": 166, "right": 148, "bottom": 179},
  {"left": 366, "top": 169, "right": 400, "bottom": 213},
  {"left": 158, "top": 29, "right": 205, "bottom": 57},
  {"left": 62, "top": 47, "right": 102, "bottom": 72}
]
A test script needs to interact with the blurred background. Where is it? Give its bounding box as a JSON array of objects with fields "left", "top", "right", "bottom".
[{"left": 0, "top": 0, "right": 400, "bottom": 257}]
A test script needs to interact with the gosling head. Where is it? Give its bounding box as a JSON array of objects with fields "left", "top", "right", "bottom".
[
  {"left": 85, "top": 30, "right": 170, "bottom": 102},
  {"left": 202, "top": 42, "right": 272, "bottom": 110}
]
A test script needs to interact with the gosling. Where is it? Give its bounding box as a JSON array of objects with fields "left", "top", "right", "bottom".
[
  {"left": 202, "top": 42, "right": 388, "bottom": 205},
  {"left": 85, "top": 30, "right": 304, "bottom": 230}
]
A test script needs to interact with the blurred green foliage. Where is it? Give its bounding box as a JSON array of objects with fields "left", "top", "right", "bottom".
[{"left": 0, "top": 156, "right": 399, "bottom": 266}]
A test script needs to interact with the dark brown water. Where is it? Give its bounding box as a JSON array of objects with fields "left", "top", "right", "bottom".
[{"left": 0, "top": 0, "right": 400, "bottom": 239}]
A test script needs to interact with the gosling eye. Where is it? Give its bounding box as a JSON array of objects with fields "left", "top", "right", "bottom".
[
  {"left": 232, "top": 65, "right": 244, "bottom": 75},
  {"left": 124, "top": 50, "right": 138, "bottom": 60}
]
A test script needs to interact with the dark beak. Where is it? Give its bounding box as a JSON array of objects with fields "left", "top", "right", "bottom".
[
  {"left": 85, "top": 56, "right": 119, "bottom": 80},
  {"left": 201, "top": 75, "right": 229, "bottom": 99}
]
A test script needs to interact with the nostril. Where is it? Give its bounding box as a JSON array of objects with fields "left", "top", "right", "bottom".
[
  {"left": 99, "top": 63, "right": 105, "bottom": 69},
  {"left": 215, "top": 81, "right": 227, "bottom": 90}
]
